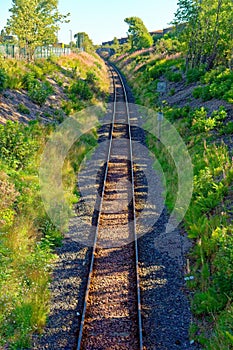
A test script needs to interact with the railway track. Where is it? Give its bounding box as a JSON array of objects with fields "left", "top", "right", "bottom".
[{"left": 76, "top": 64, "right": 143, "bottom": 350}]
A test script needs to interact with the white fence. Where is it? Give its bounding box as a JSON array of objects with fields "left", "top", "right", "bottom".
[{"left": 0, "top": 44, "right": 71, "bottom": 59}]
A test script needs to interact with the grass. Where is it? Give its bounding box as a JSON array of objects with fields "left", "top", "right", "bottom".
[
  {"left": 0, "top": 52, "right": 110, "bottom": 112},
  {"left": 0, "top": 52, "right": 109, "bottom": 349}
]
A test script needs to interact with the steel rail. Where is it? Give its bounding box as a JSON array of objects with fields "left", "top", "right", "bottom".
[{"left": 76, "top": 63, "right": 143, "bottom": 350}]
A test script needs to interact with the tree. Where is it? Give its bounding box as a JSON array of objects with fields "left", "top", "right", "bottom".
[
  {"left": 74, "top": 32, "right": 95, "bottom": 53},
  {"left": 0, "top": 29, "right": 6, "bottom": 43},
  {"left": 6, "top": 0, "right": 69, "bottom": 59},
  {"left": 173, "top": 0, "right": 233, "bottom": 70},
  {"left": 112, "top": 37, "right": 120, "bottom": 50},
  {"left": 124, "top": 17, "right": 153, "bottom": 50}
]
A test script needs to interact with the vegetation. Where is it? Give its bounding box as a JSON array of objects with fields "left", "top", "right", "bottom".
[
  {"left": 5, "top": 0, "right": 70, "bottom": 59},
  {"left": 74, "top": 32, "right": 95, "bottom": 53},
  {"left": 173, "top": 0, "right": 233, "bottom": 70},
  {"left": 113, "top": 7, "right": 233, "bottom": 346},
  {"left": 0, "top": 50, "right": 109, "bottom": 348},
  {"left": 0, "top": 52, "right": 109, "bottom": 116},
  {"left": 124, "top": 16, "right": 153, "bottom": 51}
]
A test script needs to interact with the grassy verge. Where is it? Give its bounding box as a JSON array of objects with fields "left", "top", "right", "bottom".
[
  {"left": 0, "top": 53, "right": 109, "bottom": 348},
  {"left": 0, "top": 51, "right": 110, "bottom": 122},
  {"left": 113, "top": 52, "right": 233, "bottom": 349}
]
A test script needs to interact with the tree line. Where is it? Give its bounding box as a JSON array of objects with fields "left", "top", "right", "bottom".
[
  {"left": 2, "top": 0, "right": 70, "bottom": 59},
  {"left": 111, "top": 0, "right": 232, "bottom": 71}
]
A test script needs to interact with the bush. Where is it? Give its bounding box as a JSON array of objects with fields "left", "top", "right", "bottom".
[
  {"left": 194, "top": 68, "right": 233, "bottom": 102},
  {"left": 28, "top": 81, "right": 53, "bottom": 106},
  {"left": 192, "top": 289, "right": 227, "bottom": 315},
  {"left": 22, "top": 72, "right": 37, "bottom": 90},
  {"left": 191, "top": 107, "right": 227, "bottom": 132},
  {"left": 70, "top": 79, "right": 93, "bottom": 100},
  {"left": 0, "top": 68, "right": 7, "bottom": 92},
  {"left": 0, "top": 121, "right": 37, "bottom": 169},
  {"left": 213, "top": 229, "right": 233, "bottom": 297},
  {"left": 165, "top": 70, "right": 183, "bottom": 82},
  {"left": 166, "top": 105, "right": 190, "bottom": 121},
  {"left": 221, "top": 121, "right": 233, "bottom": 135},
  {"left": 17, "top": 103, "right": 30, "bottom": 115},
  {"left": 186, "top": 67, "right": 205, "bottom": 83},
  {"left": 193, "top": 86, "right": 212, "bottom": 101}
]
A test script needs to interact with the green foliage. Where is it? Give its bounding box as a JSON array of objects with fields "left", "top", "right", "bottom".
[
  {"left": 146, "top": 58, "right": 184, "bottom": 80},
  {"left": 124, "top": 16, "right": 153, "bottom": 50},
  {"left": 205, "top": 306, "right": 233, "bottom": 350},
  {"left": 192, "top": 289, "right": 227, "bottom": 315},
  {"left": 191, "top": 106, "right": 227, "bottom": 132},
  {"left": 6, "top": 0, "right": 70, "bottom": 59},
  {"left": 174, "top": 0, "right": 233, "bottom": 69},
  {"left": 213, "top": 227, "right": 233, "bottom": 297},
  {"left": 0, "top": 115, "right": 98, "bottom": 348},
  {"left": 165, "top": 70, "right": 183, "bottom": 82},
  {"left": 193, "top": 68, "right": 233, "bottom": 102},
  {"left": 186, "top": 67, "right": 206, "bottom": 83},
  {"left": 0, "top": 121, "right": 37, "bottom": 169},
  {"left": 0, "top": 68, "right": 7, "bottom": 92},
  {"left": 69, "top": 79, "right": 93, "bottom": 100},
  {"left": 17, "top": 103, "right": 30, "bottom": 115},
  {"left": 156, "top": 36, "right": 182, "bottom": 56},
  {"left": 74, "top": 32, "right": 95, "bottom": 53},
  {"left": 220, "top": 121, "right": 233, "bottom": 135},
  {"left": 165, "top": 105, "right": 190, "bottom": 121},
  {"left": 28, "top": 80, "right": 53, "bottom": 106}
]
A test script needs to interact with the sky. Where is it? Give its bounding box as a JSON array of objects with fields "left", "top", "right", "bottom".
[{"left": 0, "top": 0, "right": 179, "bottom": 45}]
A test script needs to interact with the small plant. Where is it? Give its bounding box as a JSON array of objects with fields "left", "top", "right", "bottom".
[
  {"left": 0, "top": 68, "right": 7, "bottom": 92},
  {"left": 186, "top": 66, "right": 205, "bottom": 83},
  {"left": 0, "top": 121, "right": 37, "bottom": 169},
  {"left": 69, "top": 79, "right": 93, "bottom": 100},
  {"left": 28, "top": 81, "right": 53, "bottom": 106},
  {"left": 169, "top": 88, "right": 176, "bottom": 96},
  {"left": 165, "top": 70, "right": 182, "bottom": 82},
  {"left": 17, "top": 103, "right": 30, "bottom": 115},
  {"left": 193, "top": 86, "right": 212, "bottom": 101},
  {"left": 220, "top": 121, "right": 233, "bottom": 135},
  {"left": 22, "top": 72, "right": 36, "bottom": 90}
]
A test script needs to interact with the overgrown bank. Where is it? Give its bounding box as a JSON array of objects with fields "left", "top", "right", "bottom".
[
  {"left": 112, "top": 51, "right": 233, "bottom": 349},
  {"left": 0, "top": 52, "right": 109, "bottom": 348}
]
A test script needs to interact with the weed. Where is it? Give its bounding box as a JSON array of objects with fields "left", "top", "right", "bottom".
[
  {"left": 0, "top": 68, "right": 7, "bottom": 92},
  {"left": 17, "top": 103, "right": 30, "bottom": 115}
]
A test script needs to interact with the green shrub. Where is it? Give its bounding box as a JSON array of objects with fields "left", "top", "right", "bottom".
[
  {"left": 186, "top": 66, "right": 206, "bottom": 83},
  {"left": 28, "top": 81, "right": 53, "bottom": 106},
  {"left": 193, "top": 86, "right": 212, "bottom": 101},
  {"left": 166, "top": 105, "right": 190, "bottom": 121},
  {"left": 70, "top": 79, "right": 93, "bottom": 100},
  {"left": 0, "top": 68, "right": 7, "bottom": 92},
  {"left": 206, "top": 307, "right": 233, "bottom": 350},
  {"left": 221, "top": 121, "right": 233, "bottom": 135},
  {"left": 192, "top": 289, "right": 227, "bottom": 315},
  {"left": 191, "top": 107, "right": 227, "bottom": 132},
  {"left": 195, "top": 68, "right": 233, "bottom": 102},
  {"left": 22, "top": 72, "right": 36, "bottom": 90},
  {"left": 213, "top": 228, "right": 233, "bottom": 297},
  {"left": 165, "top": 70, "right": 183, "bottom": 82},
  {"left": 17, "top": 103, "right": 30, "bottom": 115},
  {"left": 0, "top": 121, "right": 37, "bottom": 169}
]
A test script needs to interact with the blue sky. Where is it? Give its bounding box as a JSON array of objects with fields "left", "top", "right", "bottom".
[{"left": 0, "top": 0, "right": 179, "bottom": 45}]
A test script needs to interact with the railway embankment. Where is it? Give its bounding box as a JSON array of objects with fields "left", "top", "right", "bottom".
[{"left": 112, "top": 50, "right": 233, "bottom": 349}]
